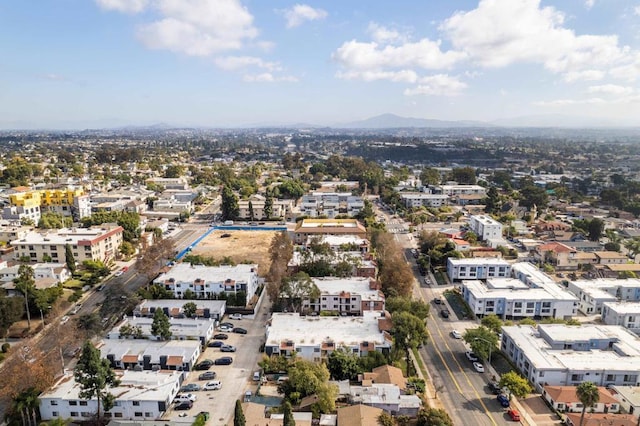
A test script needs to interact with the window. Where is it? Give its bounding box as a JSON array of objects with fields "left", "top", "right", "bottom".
[
  {"left": 81, "top": 412, "right": 92, "bottom": 417},
  {"left": 69, "top": 401, "right": 78, "bottom": 406},
  {"left": 114, "top": 413, "right": 123, "bottom": 418},
  {"left": 135, "top": 412, "right": 143, "bottom": 417},
  {"left": 606, "top": 375, "right": 616, "bottom": 381},
  {"left": 514, "top": 302, "right": 522, "bottom": 308},
  {"left": 571, "top": 374, "right": 584, "bottom": 382},
  {"left": 624, "top": 374, "right": 638, "bottom": 382},
  {"left": 79, "top": 401, "right": 87, "bottom": 406},
  {"left": 314, "top": 348, "right": 320, "bottom": 352},
  {"left": 51, "top": 412, "right": 58, "bottom": 417},
  {"left": 50, "top": 401, "right": 58, "bottom": 406},
  {"left": 132, "top": 401, "right": 140, "bottom": 406},
  {"left": 70, "top": 412, "right": 78, "bottom": 417},
  {"left": 145, "top": 413, "right": 153, "bottom": 417}
]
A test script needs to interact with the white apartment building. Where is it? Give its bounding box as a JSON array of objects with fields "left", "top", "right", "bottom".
[
  {"left": 433, "top": 184, "right": 487, "bottom": 197},
  {"left": 399, "top": 193, "right": 449, "bottom": 208},
  {"left": 462, "top": 278, "right": 577, "bottom": 320},
  {"left": 602, "top": 302, "right": 640, "bottom": 334},
  {"left": 447, "top": 258, "right": 511, "bottom": 281},
  {"left": 265, "top": 312, "right": 392, "bottom": 361},
  {"left": 567, "top": 279, "right": 640, "bottom": 315},
  {"left": 100, "top": 339, "right": 202, "bottom": 372},
  {"left": 153, "top": 263, "right": 259, "bottom": 299},
  {"left": 501, "top": 324, "right": 640, "bottom": 392},
  {"left": 39, "top": 370, "right": 182, "bottom": 422},
  {"left": 237, "top": 195, "right": 293, "bottom": 220},
  {"left": 133, "top": 299, "right": 227, "bottom": 321},
  {"left": 106, "top": 316, "right": 215, "bottom": 346},
  {"left": 302, "top": 277, "right": 385, "bottom": 315},
  {"left": 10, "top": 226, "right": 124, "bottom": 263},
  {"left": 146, "top": 177, "right": 189, "bottom": 190},
  {"left": 300, "top": 192, "right": 364, "bottom": 218},
  {"left": 2, "top": 205, "right": 40, "bottom": 224},
  {"left": 469, "top": 215, "right": 504, "bottom": 241}
]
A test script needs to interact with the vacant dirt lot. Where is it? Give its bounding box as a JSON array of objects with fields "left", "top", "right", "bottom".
[{"left": 189, "top": 230, "right": 277, "bottom": 276}]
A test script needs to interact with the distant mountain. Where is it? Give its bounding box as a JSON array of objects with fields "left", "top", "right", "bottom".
[{"left": 338, "top": 113, "right": 492, "bottom": 129}]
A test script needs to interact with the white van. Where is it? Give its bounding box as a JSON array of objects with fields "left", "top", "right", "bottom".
[
  {"left": 223, "top": 220, "right": 234, "bottom": 226},
  {"left": 253, "top": 371, "right": 261, "bottom": 381}
]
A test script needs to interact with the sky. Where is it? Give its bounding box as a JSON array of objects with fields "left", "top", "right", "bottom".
[{"left": 1, "top": 0, "right": 640, "bottom": 129}]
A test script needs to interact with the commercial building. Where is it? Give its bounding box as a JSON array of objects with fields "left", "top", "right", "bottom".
[
  {"left": 446, "top": 258, "right": 511, "bottom": 281},
  {"left": 100, "top": 339, "right": 201, "bottom": 371},
  {"left": 39, "top": 370, "right": 182, "bottom": 422},
  {"left": 292, "top": 219, "right": 367, "bottom": 244},
  {"left": 10, "top": 226, "right": 124, "bottom": 263},
  {"left": 264, "top": 312, "right": 392, "bottom": 361},
  {"left": 501, "top": 324, "right": 640, "bottom": 392},
  {"left": 469, "top": 215, "right": 503, "bottom": 241},
  {"left": 153, "top": 263, "right": 259, "bottom": 300},
  {"left": 601, "top": 302, "right": 640, "bottom": 334},
  {"left": 302, "top": 277, "right": 385, "bottom": 315}
]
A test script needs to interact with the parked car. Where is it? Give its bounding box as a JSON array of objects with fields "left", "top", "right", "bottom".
[
  {"left": 194, "top": 360, "right": 214, "bottom": 370},
  {"left": 180, "top": 383, "right": 201, "bottom": 392},
  {"left": 202, "top": 380, "right": 222, "bottom": 391},
  {"left": 433, "top": 298, "right": 442, "bottom": 304},
  {"left": 213, "top": 333, "right": 228, "bottom": 340},
  {"left": 198, "top": 371, "right": 217, "bottom": 381},
  {"left": 233, "top": 327, "right": 248, "bottom": 334},
  {"left": 229, "top": 313, "right": 243, "bottom": 320},
  {"left": 507, "top": 409, "right": 520, "bottom": 421},
  {"left": 174, "top": 393, "right": 197, "bottom": 403},
  {"left": 488, "top": 381, "right": 501, "bottom": 394},
  {"left": 219, "top": 325, "right": 232, "bottom": 332},
  {"left": 253, "top": 371, "right": 261, "bottom": 381},
  {"left": 465, "top": 351, "right": 479, "bottom": 362},
  {"left": 451, "top": 330, "right": 462, "bottom": 339},
  {"left": 440, "top": 309, "right": 450, "bottom": 318},
  {"left": 97, "top": 284, "right": 105, "bottom": 291},
  {"left": 214, "top": 357, "right": 233, "bottom": 365},
  {"left": 473, "top": 362, "right": 485, "bottom": 373},
  {"left": 174, "top": 401, "right": 193, "bottom": 411},
  {"left": 70, "top": 304, "right": 82, "bottom": 315},
  {"left": 114, "top": 271, "right": 123, "bottom": 277},
  {"left": 207, "top": 340, "right": 224, "bottom": 348},
  {"left": 220, "top": 344, "right": 236, "bottom": 352},
  {"left": 219, "top": 322, "right": 234, "bottom": 328},
  {"left": 497, "top": 393, "right": 510, "bottom": 408},
  {"left": 60, "top": 316, "right": 70, "bottom": 325}
]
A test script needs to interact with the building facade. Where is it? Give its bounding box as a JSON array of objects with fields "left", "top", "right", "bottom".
[
  {"left": 447, "top": 258, "right": 512, "bottom": 281},
  {"left": 469, "top": 215, "right": 504, "bottom": 241}
]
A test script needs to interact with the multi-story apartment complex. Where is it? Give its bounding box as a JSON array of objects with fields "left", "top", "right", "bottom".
[
  {"left": 5, "top": 188, "right": 90, "bottom": 222},
  {"left": 153, "top": 263, "right": 259, "bottom": 300},
  {"left": 601, "top": 302, "right": 640, "bottom": 334},
  {"left": 145, "top": 177, "right": 189, "bottom": 190},
  {"left": 468, "top": 215, "right": 503, "bottom": 241},
  {"left": 10, "top": 226, "right": 123, "bottom": 263},
  {"left": 432, "top": 184, "right": 487, "bottom": 197},
  {"left": 100, "top": 339, "right": 202, "bottom": 372},
  {"left": 106, "top": 316, "right": 215, "bottom": 346},
  {"left": 264, "top": 312, "right": 392, "bottom": 361},
  {"left": 501, "top": 324, "right": 640, "bottom": 392},
  {"left": 299, "top": 192, "right": 364, "bottom": 218},
  {"left": 567, "top": 278, "right": 640, "bottom": 315},
  {"left": 237, "top": 195, "right": 293, "bottom": 220},
  {"left": 447, "top": 258, "right": 511, "bottom": 281},
  {"left": 302, "top": 277, "right": 385, "bottom": 315},
  {"left": 399, "top": 193, "right": 449, "bottom": 208},
  {"left": 39, "top": 370, "right": 182, "bottom": 422}
]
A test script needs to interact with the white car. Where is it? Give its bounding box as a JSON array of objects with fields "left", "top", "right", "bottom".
[
  {"left": 466, "top": 351, "right": 479, "bottom": 362},
  {"left": 202, "top": 380, "right": 222, "bottom": 391},
  {"left": 114, "top": 271, "right": 123, "bottom": 277},
  {"left": 229, "top": 313, "right": 243, "bottom": 320},
  {"left": 451, "top": 330, "right": 462, "bottom": 339},
  {"left": 473, "top": 362, "right": 485, "bottom": 373},
  {"left": 60, "top": 316, "right": 70, "bottom": 325},
  {"left": 174, "top": 393, "right": 197, "bottom": 403}
]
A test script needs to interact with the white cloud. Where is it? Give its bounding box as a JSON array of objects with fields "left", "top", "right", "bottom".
[
  {"left": 243, "top": 73, "right": 298, "bottom": 83},
  {"left": 333, "top": 39, "right": 465, "bottom": 71},
  {"left": 283, "top": 4, "right": 327, "bottom": 28},
  {"left": 585, "top": 0, "right": 595, "bottom": 10},
  {"left": 335, "top": 69, "right": 418, "bottom": 83},
  {"left": 534, "top": 97, "right": 606, "bottom": 106},
  {"left": 215, "top": 56, "right": 281, "bottom": 71},
  {"left": 367, "top": 22, "right": 406, "bottom": 44},
  {"left": 563, "top": 69, "right": 605, "bottom": 82},
  {"left": 403, "top": 74, "right": 467, "bottom": 96},
  {"left": 587, "top": 84, "right": 634, "bottom": 95},
  {"left": 95, "top": 0, "right": 148, "bottom": 14},
  {"left": 136, "top": 0, "right": 258, "bottom": 56},
  {"left": 634, "top": 5, "right": 640, "bottom": 16},
  {"left": 440, "top": 0, "right": 631, "bottom": 78},
  {"left": 609, "top": 53, "right": 640, "bottom": 81}
]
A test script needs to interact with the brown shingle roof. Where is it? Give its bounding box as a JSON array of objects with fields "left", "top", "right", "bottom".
[{"left": 337, "top": 404, "right": 385, "bottom": 426}]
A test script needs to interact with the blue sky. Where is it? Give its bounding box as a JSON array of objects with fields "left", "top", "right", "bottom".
[{"left": 1, "top": 0, "right": 640, "bottom": 129}]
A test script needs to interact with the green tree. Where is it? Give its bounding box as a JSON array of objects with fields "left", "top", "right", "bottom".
[
  {"left": 234, "top": 399, "right": 246, "bottom": 426},
  {"left": 480, "top": 314, "right": 504, "bottom": 334},
  {"left": 38, "top": 212, "right": 71, "bottom": 229},
  {"left": 65, "top": 244, "right": 76, "bottom": 274},
  {"left": 451, "top": 167, "right": 476, "bottom": 185},
  {"left": 264, "top": 196, "right": 273, "bottom": 219},
  {"left": 576, "top": 382, "right": 599, "bottom": 426},
  {"left": 0, "top": 296, "right": 25, "bottom": 337},
  {"left": 150, "top": 309, "right": 172, "bottom": 340},
  {"left": 327, "top": 347, "right": 362, "bottom": 381},
  {"left": 378, "top": 412, "right": 395, "bottom": 426},
  {"left": 13, "top": 265, "right": 35, "bottom": 328},
  {"left": 117, "top": 211, "right": 141, "bottom": 243},
  {"left": 182, "top": 302, "right": 197, "bottom": 318},
  {"left": 499, "top": 371, "right": 532, "bottom": 398},
  {"left": 587, "top": 218, "right": 605, "bottom": 242},
  {"left": 119, "top": 241, "right": 135, "bottom": 258},
  {"left": 282, "top": 401, "right": 295, "bottom": 426},
  {"left": 484, "top": 186, "right": 501, "bottom": 214},
  {"left": 280, "top": 272, "right": 320, "bottom": 313},
  {"left": 385, "top": 296, "right": 430, "bottom": 320},
  {"left": 281, "top": 360, "right": 337, "bottom": 413},
  {"left": 420, "top": 168, "right": 441, "bottom": 186},
  {"left": 417, "top": 408, "right": 453, "bottom": 426},
  {"left": 391, "top": 311, "right": 428, "bottom": 376},
  {"left": 463, "top": 326, "right": 498, "bottom": 362},
  {"left": 74, "top": 340, "right": 120, "bottom": 422},
  {"left": 221, "top": 186, "right": 239, "bottom": 221}
]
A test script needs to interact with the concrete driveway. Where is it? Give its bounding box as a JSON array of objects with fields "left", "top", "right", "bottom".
[{"left": 519, "top": 395, "right": 563, "bottom": 425}]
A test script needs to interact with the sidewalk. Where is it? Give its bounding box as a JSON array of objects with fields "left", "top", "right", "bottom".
[
  {"left": 409, "top": 349, "right": 445, "bottom": 411},
  {"left": 486, "top": 363, "right": 535, "bottom": 426}
]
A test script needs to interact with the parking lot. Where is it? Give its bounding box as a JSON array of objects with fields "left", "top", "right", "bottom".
[{"left": 162, "top": 305, "right": 268, "bottom": 425}]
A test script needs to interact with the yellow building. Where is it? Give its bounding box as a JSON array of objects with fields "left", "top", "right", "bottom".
[{"left": 7, "top": 188, "right": 89, "bottom": 222}]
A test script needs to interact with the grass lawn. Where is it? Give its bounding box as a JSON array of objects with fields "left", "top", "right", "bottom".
[{"left": 63, "top": 279, "right": 83, "bottom": 289}]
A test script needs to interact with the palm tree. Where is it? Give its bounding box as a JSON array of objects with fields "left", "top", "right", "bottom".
[
  {"left": 13, "top": 265, "right": 35, "bottom": 328},
  {"left": 576, "top": 381, "right": 599, "bottom": 426}
]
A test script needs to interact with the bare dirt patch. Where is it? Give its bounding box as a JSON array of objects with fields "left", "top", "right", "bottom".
[{"left": 189, "top": 230, "right": 277, "bottom": 276}]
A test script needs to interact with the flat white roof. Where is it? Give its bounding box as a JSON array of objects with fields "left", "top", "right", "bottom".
[
  {"left": 448, "top": 258, "right": 511, "bottom": 267},
  {"left": 312, "top": 277, "right": 382, "bottom": 301},
  {"left": 612, "top": 386, "right": 640, "bottom": 406},
  {"left": 10, "top": 226, "right": 121, "bottom": 246},
  {"left": 136, "top": 299, "right": 226, "bottom": 313},
  {"left": 99, "top": 339, "right": 200, "bottom": 363},
  {"left": 604, "top": 301, "right": 640, "bottom": 314},
  {"left": 471, "top": 215, "right": 502, "bottom": 226},
  {"left": 512, "top": 262, "right": 557, "bottom": 285},
  {"left": 109, "top": 316, "right": 213, "bottom": 338},
  {"left": 485, "top": 278, "right": 529, "bottom": 290},
  {"left": 400, "top": 193, "right": 449, "bottom": 199},
  {"left": 570, "top": 278, "right": 640, "bottom": 290},
  {"left": 155, "top": 263, "right": 257, "bottom": 284},
  {"left": 267, "top": 312, "right": 389, "bottom": 347},
  {"left": 465, "top": 279, "right": 577, "bottom": 301},
  {"left": 40, "top": 370, "right": 180, "bottom": 401},
  {"left": 503, "top": 324, "right": 640, "bottom": 371},
  {"left": 313, "top": 235, "right": 368, "bottom": 246}
]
